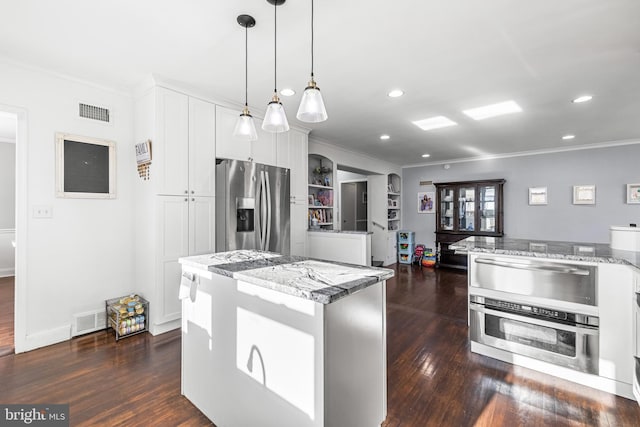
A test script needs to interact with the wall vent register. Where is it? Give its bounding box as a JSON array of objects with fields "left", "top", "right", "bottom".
[{"left": 79, "top": 102, "right": 110, "bottom": 123}]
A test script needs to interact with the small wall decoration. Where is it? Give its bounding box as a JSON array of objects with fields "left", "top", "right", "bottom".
[
  {"left": 135, "top": 139, "right": 152, "bottom": 180},
  {"left": 418, "top": 191, "right": 435, "bottom": 214},
  {"left": 626, "top": 183, "right": 640, "bottom": 204},
  {"left": 308, "top": 194, "right": 315, "bottom": 206},
  {"left": 55, "top": 132, "right": 116, "bottom": 199},
  {"left": 528, "top": 187, "right": 548, "bottom": 205},
  {"left": 573, "top": 185, "right": 596, "bottom": 205}
]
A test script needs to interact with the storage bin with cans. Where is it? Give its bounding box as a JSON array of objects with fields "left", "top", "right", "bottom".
[
  {"left": 106, "top": 294, "right": 149, "bottom": 341},
  {"left": 397, "top": 230, "right": 415, "bottom": 264}
]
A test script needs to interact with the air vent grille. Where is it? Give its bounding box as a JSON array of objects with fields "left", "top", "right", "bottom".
[
  {"left": 79, "top": 103, "right": 110, "bottom": 123},
  {"left": 72, "top": 309, "right": 107, "bottom": 336}
]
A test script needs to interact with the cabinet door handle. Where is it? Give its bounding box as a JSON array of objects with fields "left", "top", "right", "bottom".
[
  {"left": 191, "top": 190, "right": 194, "bottom": 194},
  {"left": 191, "top": 198, "right": 195, "bottom": 202},
  {"left": 184, "top": 190, "right": 188, "bottom": 194},
  {"left": 184, "top": 198, "right": 188, "bottom": 202}
]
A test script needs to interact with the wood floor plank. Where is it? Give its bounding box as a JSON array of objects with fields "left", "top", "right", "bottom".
[{"left": 1, "top": 265, "right": 639, "bottom": 426}]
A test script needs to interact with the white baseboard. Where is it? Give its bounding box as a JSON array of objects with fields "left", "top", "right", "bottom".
[
  {"left": 16, "top": 324, "right": 71, "bottom": 354},
  {"left": 150, "top": 318, "right": 181, "bottom": 336},
  {"left": 471, "top": 341, "right": 635, "bottom": 400},
  {"left": 0, "top": 267, "right": 14, "bottom": 278}
]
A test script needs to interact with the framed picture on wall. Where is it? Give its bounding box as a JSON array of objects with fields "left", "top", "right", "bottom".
[
  {"left": 528, "top": 187, "right": 548, "bottom": 205},
  {"left": 627, "top": 183, "right": 640, "bottom": 204},
  {"left": 55, "top": 133, "right": 116, "bottom": 199},
  {"left": 418, "top": 191, "right": 435, "bottom": 214},
  {"left": 573, "top": 185, "right": 596, "bottom": 205}
]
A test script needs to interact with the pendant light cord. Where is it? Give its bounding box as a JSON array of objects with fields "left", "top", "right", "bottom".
[
  {"left": 274, "top": 2, "right": 277, "bottom": 93},
  {"left": 311, "top": 0, "right": 314, "bottom": 78},
  {"left": 244, "top": 25, "right": 248, "bottom": 107}
]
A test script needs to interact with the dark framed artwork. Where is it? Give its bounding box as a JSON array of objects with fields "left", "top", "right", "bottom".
[{"left": 55, "top": 133, "right": 116, "bottom": 198}]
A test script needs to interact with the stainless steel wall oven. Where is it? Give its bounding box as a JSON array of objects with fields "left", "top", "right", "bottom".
[
  {"left": 469, "top": 255, "right": 600, "bottom": 375},
  {"left": 470, "top": 295, "right": 599, "bottom": 374}
]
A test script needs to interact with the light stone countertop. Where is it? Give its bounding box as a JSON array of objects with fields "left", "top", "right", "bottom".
[
  {"left": 179, "top": 250, "right": 394, "bottom": 304},
  {"left": 450, "top": 236, "right": 640, "bottom": 270}
]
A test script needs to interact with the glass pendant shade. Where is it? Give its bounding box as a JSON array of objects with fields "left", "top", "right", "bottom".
[
  {"left": 262, "top": 95, "right": 290, "bottom": 133},
  {"left": 297, "top": 80, "right": 327, "bottom": 123},
  {"left": 233, "top": 110, "right": 258, "bottom": 141}
]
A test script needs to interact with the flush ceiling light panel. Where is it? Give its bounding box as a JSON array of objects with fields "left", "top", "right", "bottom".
[
  {"left": 562, "top": 134, "right": 575, "bottom": 140},
  {"left": 412, "top": 116, "right": 458, "bottom": 131},
  {"left": 462, "top": 100, "right": 522, "bottom": 121},
  {"left": 572, "top": 95, "right": 593, "bottom": 103},
  {"left": 388, "top": 89, "right": 404, "bottom": 98},
  {"left": 280, "top": 88, "right": 295, "bottom": 97},
  {"left": 380, "top": 134, "right": 390, "bottom": 140}
]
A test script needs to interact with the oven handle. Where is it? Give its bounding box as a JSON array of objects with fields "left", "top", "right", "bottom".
[
  {"left": 474, "top": 258, "right": 591, "bottom": 276},
  {"left": 470, "top": 302, "right": 599, "bottom": 334}
]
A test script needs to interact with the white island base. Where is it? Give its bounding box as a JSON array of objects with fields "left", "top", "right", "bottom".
[{"left": 181, "top": 264, "right": 387, "bottom": 427}]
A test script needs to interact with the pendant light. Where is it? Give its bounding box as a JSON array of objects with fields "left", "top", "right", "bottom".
[
  {"left": 262, "top": 0, "right": 289, "bottom": 133},
  {"left": 233, "top": 14, "right": 258, "bottom": 141},
  {"left": 296, "top": 0, "right": 327, "bottom": 123}
]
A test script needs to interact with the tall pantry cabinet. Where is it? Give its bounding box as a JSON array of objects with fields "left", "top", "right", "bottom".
[{"left": 134, "top": 87, "right": 216, "bottom": 335}]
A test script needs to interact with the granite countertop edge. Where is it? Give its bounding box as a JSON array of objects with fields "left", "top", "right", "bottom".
[{"left": 450, "top": 237, "right": 640, "bottom": 270}]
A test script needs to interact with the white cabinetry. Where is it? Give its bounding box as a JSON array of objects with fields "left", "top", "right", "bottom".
[
  {"left": 283, "top": 129, "right": 309, "bottom": 256},
  {"left": 156, "top": 90, "right": 215, "bottom": 196},
  {"left": 215, "top": 105, "right": 276, "bottom": 165},
  {"left": 597, "top": 263, "right": 634, "bottom": 385},
  {"left": 135, "top": 86, "right": 216, "bottom": 334}
]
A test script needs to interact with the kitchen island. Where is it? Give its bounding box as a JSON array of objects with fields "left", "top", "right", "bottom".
[
  {"left": 178, "top": 250, "right": 394, "bottom": 427},
  {"left": 452, "top": 236, "right": 639, "bottom": 401}
]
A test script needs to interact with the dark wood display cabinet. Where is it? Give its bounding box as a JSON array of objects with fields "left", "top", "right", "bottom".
[{"left": 435, "top": 179, "right": 505, "bottom": 269}]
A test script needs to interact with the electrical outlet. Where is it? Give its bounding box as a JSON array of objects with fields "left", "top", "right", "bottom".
[{"left": 33, "top": 205, "right": 52, "bottom": 218}]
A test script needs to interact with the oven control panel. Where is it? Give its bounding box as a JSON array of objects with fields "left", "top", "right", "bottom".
[{"left": 485, "top": 298, "right": 568, "bottom": 321}]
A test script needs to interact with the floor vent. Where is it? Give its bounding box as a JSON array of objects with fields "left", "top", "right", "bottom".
[
  {"left": 72, "top": 309, "right": 107, "bottom": 337},
  {"left": 79, "top": 103, "right": 110, "bottom": 123}
]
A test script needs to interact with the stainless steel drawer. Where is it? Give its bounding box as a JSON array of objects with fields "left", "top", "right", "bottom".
[{"left": 470, "top": 256, "right": 597, "bottom": 306}]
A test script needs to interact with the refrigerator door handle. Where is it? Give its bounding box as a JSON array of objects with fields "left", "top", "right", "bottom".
[
  {"left": 265, "top": 170, "right": 272, "bottom": 251},
  {"left": 255, "top": 170, "right": 263, "bottom": 250},
  {"left": 260, "top": 170, "right": 268, "bottom": 250}
]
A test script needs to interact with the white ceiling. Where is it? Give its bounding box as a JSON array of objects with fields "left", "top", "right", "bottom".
[{"left": 1, "top": 0, "right": 639, "bottom": 166}]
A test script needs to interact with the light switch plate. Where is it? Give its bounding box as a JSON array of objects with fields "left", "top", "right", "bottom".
[{"left": 33, "top": 205, "right": 52, "bottom": 218}]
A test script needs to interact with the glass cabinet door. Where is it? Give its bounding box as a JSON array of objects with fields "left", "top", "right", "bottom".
[
  {"left": 457, "top": 186, "right": 476, "bottom": 232},
  {"left": 479, "top": 185, "right": 496, "bottom": 232},
  {"left": 439, "top": 187, "right": 454, "bottom": 230}
]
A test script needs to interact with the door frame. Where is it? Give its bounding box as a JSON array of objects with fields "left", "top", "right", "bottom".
[{"left": 1, "top": 103, "right": 28, "bottom": 353}]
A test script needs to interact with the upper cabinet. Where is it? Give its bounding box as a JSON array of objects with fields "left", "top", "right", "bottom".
[
  {"left": 215, "top": 105, "right": 277, "bottom": 166},
  {"left": 155, "top": 88, "right": 216, "bottom": 197},
  {"left": 435, "top": 179, "right": 505, "bottom": 236}
]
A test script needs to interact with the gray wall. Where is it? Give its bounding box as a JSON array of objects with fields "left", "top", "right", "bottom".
[
  {"left": 0, "top": 142, "right": 15, "bottom": 229},
  {"left": 403, "top": 143, "right": 640, "bottom": 247}
]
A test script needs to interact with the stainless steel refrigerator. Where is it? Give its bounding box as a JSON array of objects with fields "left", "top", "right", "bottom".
[{"left": 215, "top": 159, "right": 290, "bottom": 254}]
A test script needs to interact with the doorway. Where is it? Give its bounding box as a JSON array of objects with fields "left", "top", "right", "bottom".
[
  {"left": 340, "top": 181, "right": 368, "bottom": 231},
  {"left": 0, "top": 111, "right": 16, "bottom": 356}
]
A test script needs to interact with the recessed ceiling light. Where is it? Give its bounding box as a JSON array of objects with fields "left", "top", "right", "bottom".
[
  {"left": 572, "top": 95, "right": 592, "bottom": 103},
  {"left": 462, "top": 100, "right": 522, "bottom": 121},
  {"left": 422, "top": 154, "right": 430, "bottom": 158},
  {"left": 562, "top": 134, "right": 575, "bottom": 140},
  {"left": 280, "top": 88, "right": 295, "bottom": 97},
  {"left": 388, "top": 89, "right": 404, "bottom": 98},
  {"left": 380, "top": 134, "right": 390, "bottom": 140},
  {"left": 412, "top": 116, "right": 458, "bottom": 131}
]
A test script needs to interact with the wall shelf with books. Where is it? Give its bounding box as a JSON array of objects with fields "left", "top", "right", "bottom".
[
  {"left": 308, "top": 154, "right": 334, "bottom": 230},
  {"left": 387, "top": 174, "right": 401, "bottom": 231}
]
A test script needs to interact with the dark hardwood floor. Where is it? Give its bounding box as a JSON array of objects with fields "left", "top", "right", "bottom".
[
  {"left": 1, "top": 266, "right": 639, "bottom": 426},
  {"left": 0, "top": 276, "right": 14, "bottom": 356}
]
